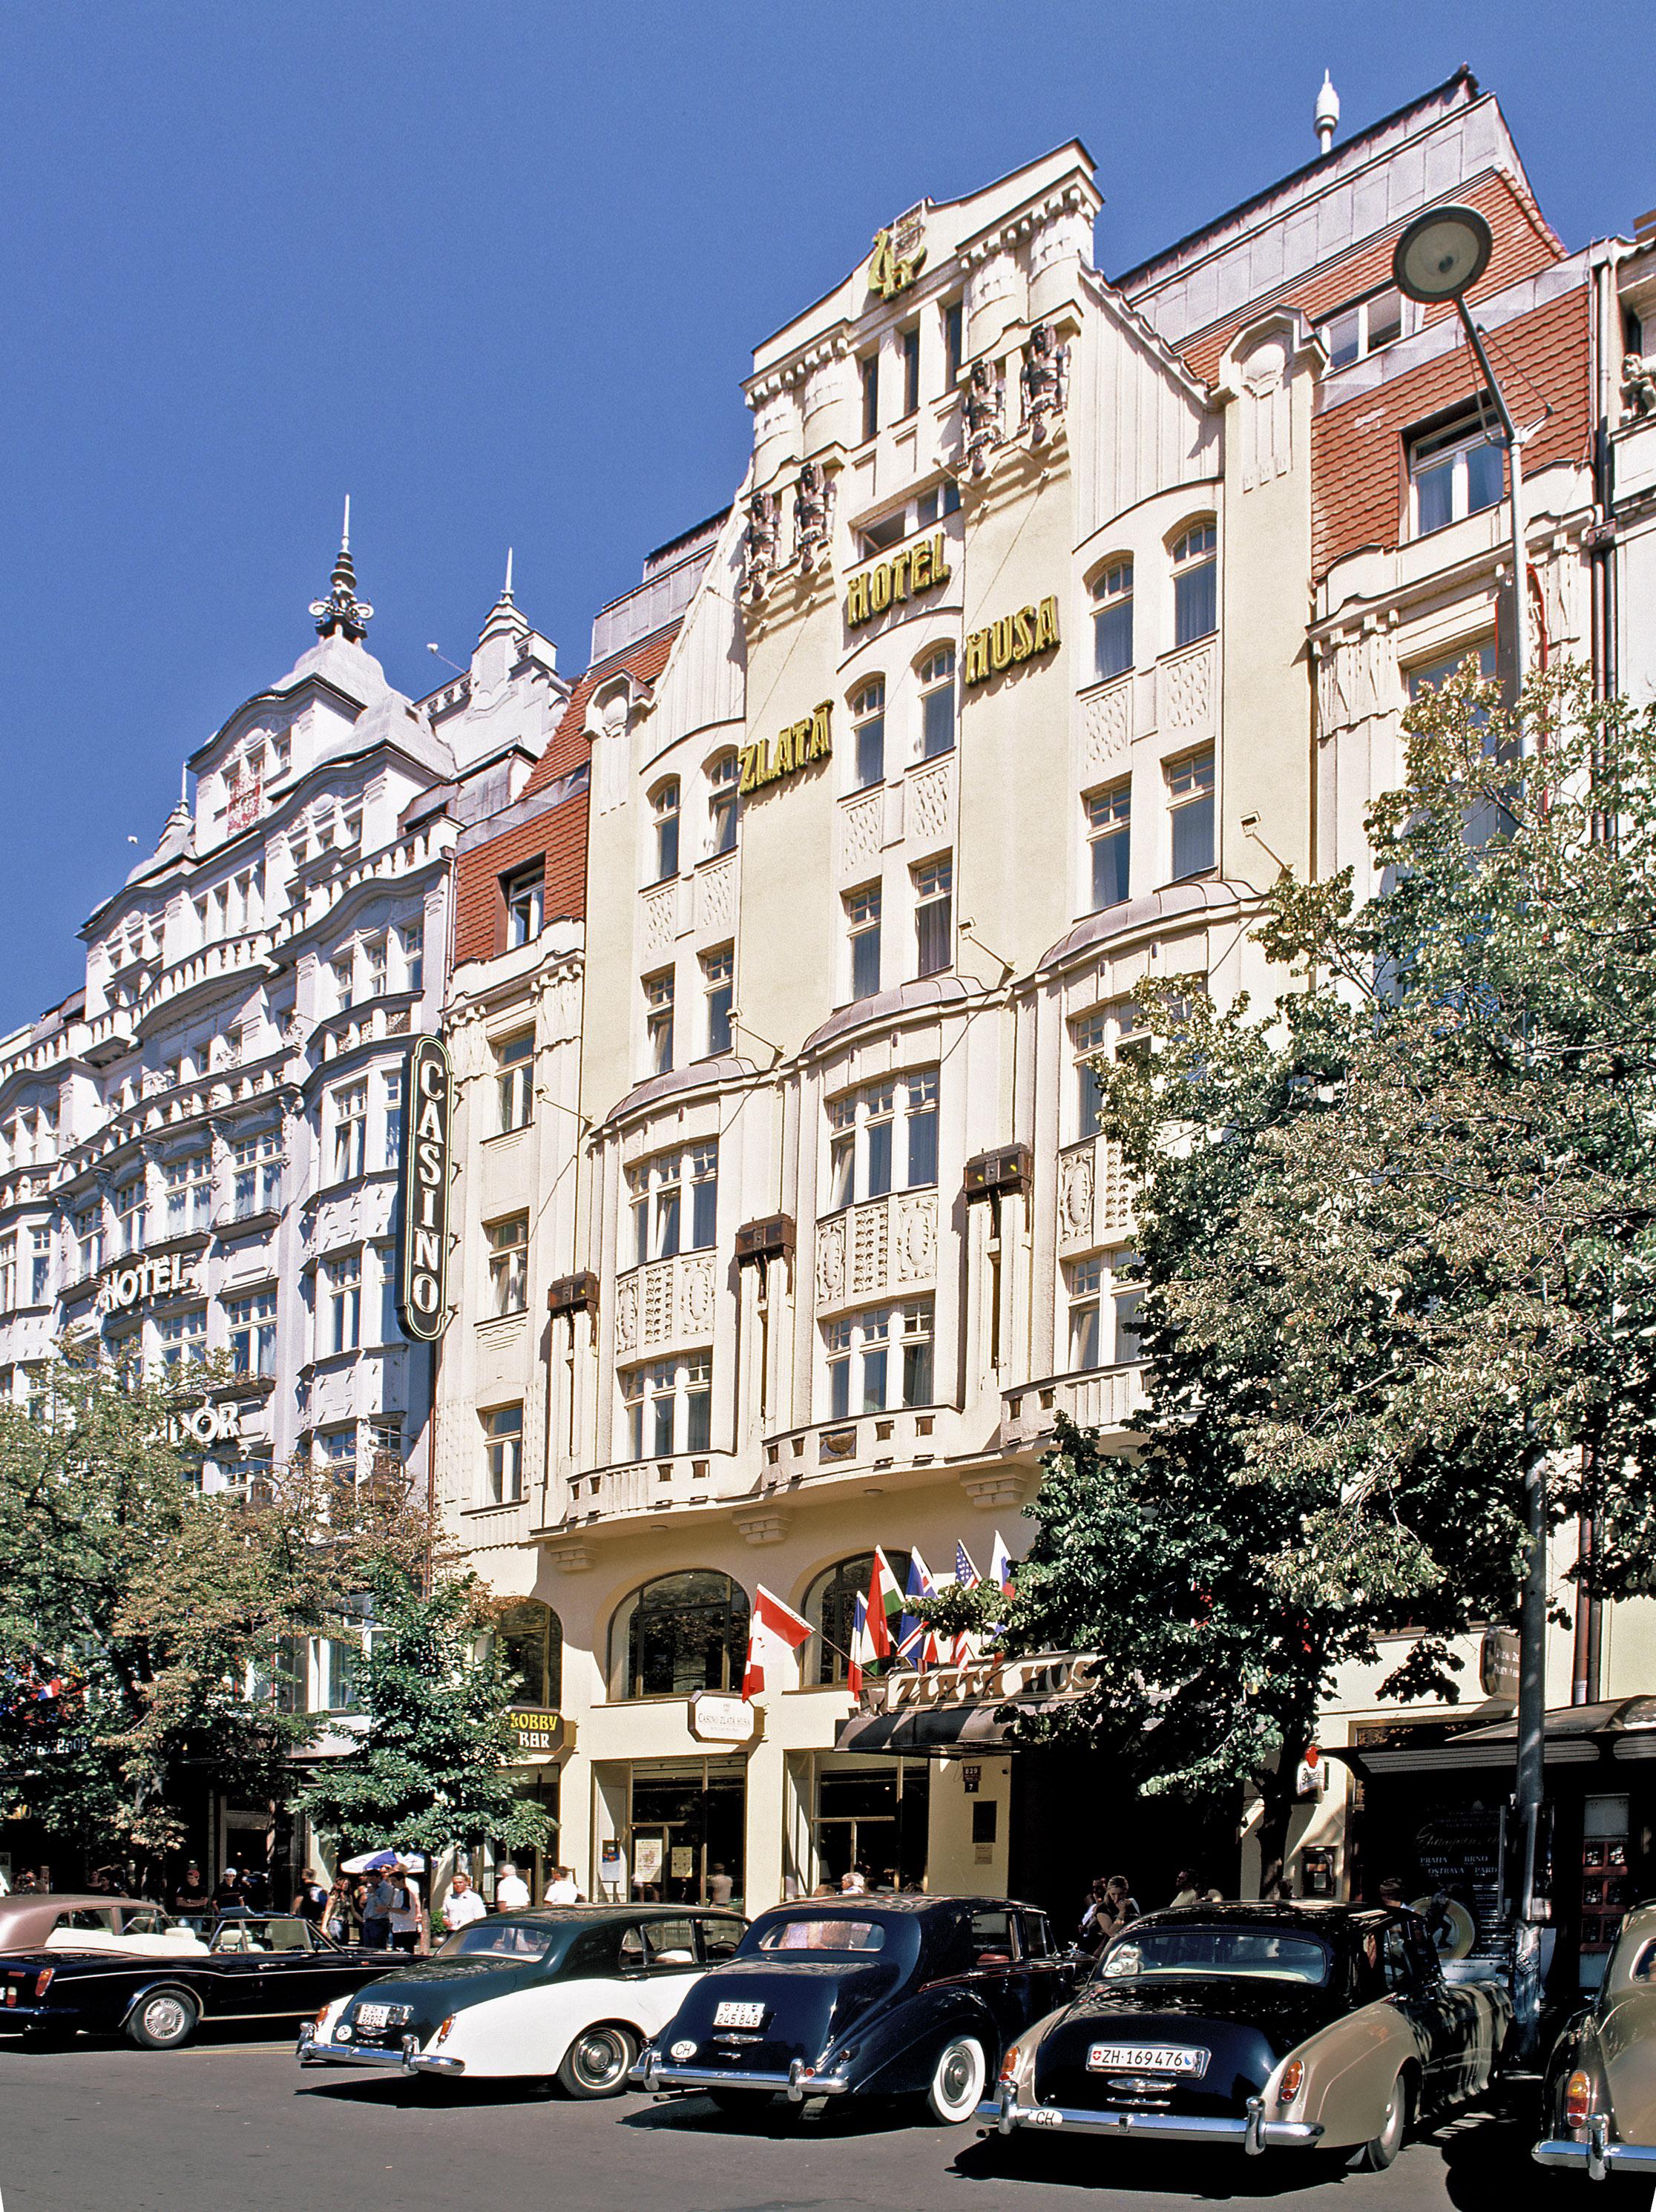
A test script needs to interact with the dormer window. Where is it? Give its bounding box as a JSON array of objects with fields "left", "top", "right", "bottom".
[
  {"left": 503, "top": 863, "right": 544, "bottom": 948},
  {"left": 1319, "top": 283, "right": 1405, "bottom": 369},
  {"left": 1409, "top": 406, "right": 1504, "bottom": 537}
]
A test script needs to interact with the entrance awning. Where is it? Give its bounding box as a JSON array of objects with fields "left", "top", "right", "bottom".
[
  {"left": 832, "top": 1651, "right": 1099, "bottom": 1760},
  {"left": 1333, "top": 1697, "right": 1656, "bottom": 1778}
]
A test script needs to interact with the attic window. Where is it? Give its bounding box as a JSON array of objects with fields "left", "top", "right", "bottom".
[
  {"left": 503, "top": 863, "right": 545, "bottom": 949},
  {"left": 1319, "top": 284, "right": 1405, "bottom": 369}
]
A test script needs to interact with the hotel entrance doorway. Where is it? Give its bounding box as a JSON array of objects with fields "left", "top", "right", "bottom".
[{"left": 624, "top": 1757, "right": 746, "bottom": 1907}]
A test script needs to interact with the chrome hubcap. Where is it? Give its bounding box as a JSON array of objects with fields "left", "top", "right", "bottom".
[
  {"left": 579, "top": 2034, "right": 622, "bottom": 2084},
  {"left": 145, "top": 1997, "right": 187, "bottom": 2041}
]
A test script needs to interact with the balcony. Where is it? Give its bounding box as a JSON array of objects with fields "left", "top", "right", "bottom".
[
  {"left": 999, "top": 1363, "right": 1146, "bottom": 1453},
  {"left": 133, "top": 931, "right": 276, "bottom": 1031},
  {"left": 309, "top": 993, "right": 419, "bottom": 1063},
  {"left": 614, "top": 1250, "right": 719, "bottom": 1362},
  {"left": 813, "top": 1190, "right": 937, "bottom": 1313},
  {"left": 761, "top": 1406, "right": 942, "bottom": 1489},
  {"left": 555, "top": 1449, "right": 744, "bottom": 1529}
]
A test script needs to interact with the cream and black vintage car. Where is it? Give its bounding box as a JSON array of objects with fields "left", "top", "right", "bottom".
[
  {"left": 986, "top": 1902, "right": 1511, "bottom": 2169},
  {"left": 1535, "top": 1900, "right": 1656, "bottom": 2179}
]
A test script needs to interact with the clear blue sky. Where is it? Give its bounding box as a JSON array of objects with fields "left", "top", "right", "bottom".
[{"left": 0, "top": 1, "right": 1645, "bottom": 1031}]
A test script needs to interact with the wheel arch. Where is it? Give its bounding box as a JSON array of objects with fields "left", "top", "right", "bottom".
[{"left": 119, "top": 1975, "right": 208, "bottom": 2029}]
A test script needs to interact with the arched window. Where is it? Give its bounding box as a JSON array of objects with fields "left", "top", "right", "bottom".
[
  {"left": 805, "top": 1551, "right": 914, "bottom": 1686},
  {"left": 649, "top": 779, "right": 680, "bottom": 883},
  {"left": 1171, "top": 523, "right": 1218, "bottom": 648},
  {"left": 611, "top": 1570, "right": 749, "bottom": 1699},
  {"left": 852, "top": 679, "right": 885, "bottom": 791},
  {"left": 1090, "top": 560, "right": 1134, "bottom": 680},
  {"left": 707, "top": 751, "right": 739, "bottom": 857},
  {"left": 498, "top": 1600, "right": 563, "bottom": 1709},
  {"left": 918, "top": 648, "right": 956, "bottom": 760}
]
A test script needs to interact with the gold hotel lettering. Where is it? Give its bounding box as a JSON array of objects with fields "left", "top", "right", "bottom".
[{"left": 845, "top": 533, "right": 952, "bottom": 629}]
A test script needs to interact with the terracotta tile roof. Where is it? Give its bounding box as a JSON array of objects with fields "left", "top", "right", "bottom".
[{"left": 519, "top": 624, "right": 680, "bottom": 798}]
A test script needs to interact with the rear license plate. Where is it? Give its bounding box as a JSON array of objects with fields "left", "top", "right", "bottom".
[
  {"left": 1087, "top": 2043, "right": 1209, "bottom": 2076},
  {"left": 713, "top": 2001, "right": 765, "bottom": 2029},
  {"left": 355, "top": 2004, "right": 391, "bottom": 2030}
]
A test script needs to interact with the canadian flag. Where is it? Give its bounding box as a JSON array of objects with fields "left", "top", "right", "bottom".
[{"left": 742, "top": 1584, "right": 814, "bottom": 1700}]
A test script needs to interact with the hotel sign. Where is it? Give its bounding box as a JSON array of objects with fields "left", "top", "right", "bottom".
[
  {"left": 964, "top": 596, "right": 1060, "bottom": 685},
  {"left": 738, "top": 702, "right": 832, "bottom": 795},
  {"left": 845, "top": 534, "right": 952, "bottom": 628},
  {"left": 398, "top": 1036, "right": 452, "bottom": 1343},
  {"left": 103, "top": 1250, "right": 197, "bottom": 1311}
]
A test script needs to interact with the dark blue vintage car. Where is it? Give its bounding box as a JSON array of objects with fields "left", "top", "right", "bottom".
[{"left": 634, "top": 1895, "right": 1077, "bottom": 2123}]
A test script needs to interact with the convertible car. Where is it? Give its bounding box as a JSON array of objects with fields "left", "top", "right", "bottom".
[
  {"left": 0, "top": 1894, "right": 201, "bottom": 1956},
  {"left": 1535, "top": 1899, "right": 1656, "bottom": 2179},
  {"left": 635, "top": 1895, "right": 1077, "bottom": 2124},
  {"left": 3, "top": 1912, "right": 402, "bottom": 2050},
  {"left": 986, "top": 1902, "right": 1511, "bottom": 2170},
  {"left": 298, "top": 1905, "right": 747, "bottom": 2096}
]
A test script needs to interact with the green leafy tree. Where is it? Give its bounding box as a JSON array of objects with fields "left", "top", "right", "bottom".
[
  {"left": 0, "top": 1346, "right": 364, "bottom": 1889},
  {"left": 295, "top": 1557, "right": 551, "bottom": 1864},
  {"left": 933, "top": 665, "right": 1656, "bottom": 1889}
]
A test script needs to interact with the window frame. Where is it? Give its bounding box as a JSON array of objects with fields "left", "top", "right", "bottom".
[
  {"left": 1407, "top": 406, "right": 1506, "bottom": 539},
  {"left": 913, "top": 855, "right": 953, "bottom": 978},
  {"left": 851, "top": 679, "right": 887, "bottom": 791},
  {"left": 1090, "top": 559, "right": 1134, "bottom": 682},
  {"left": 917, "top": 646, "right": 956, "bottom": 760},
  {"left": 1086, "top": 779, "right": 1132, "bottom": 912},
  {"left": 323, "top": 1251, "right": 362, "bottom": 1356},
  {"left": 331, "top": 1083, "right": 368, "bottom": 1183},
  {"left": 643, "top": 970, "right": 675, "bottom": 1077},
  {"left": 825, "top": 1067, "right": 938, "bottom": 1212},
  {"left": 824, "top": 1297, "right": 934, "bottom": 1416},
  {"left": 486, "top": 1213, "right": 530, "bottom": 1318},
  {"left": 1166, "top": 746, "right": 1216, "bottom": 880},
  {"left": 702, "top": 944, "right": 734, "bottom": 1058},
  {"left": 1170, "top": 521, "right": 1218, "bottom": 649},
  {"left": 483, "top": 1403, "right": 525, "bottom": 1505},
  {"left": 619, "top": 1352, "right": 714, "bottom": 1464},
  {"left": 845, "top": 883, "right": 882, "bottom": 1004},
  {"left": 503, "top": 863, "right": 545, "bottom": 949},
  {"left": 649, "top": 779, "right": 681, "bottom": 885},
  {"left": 495, "top": 1030, "right": 535, "bottom": 1133},
  {"left": 706, "top": 751, "right": 740, "bottom": 858}
]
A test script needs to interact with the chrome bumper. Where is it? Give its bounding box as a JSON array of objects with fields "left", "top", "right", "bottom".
[
  {"left": 634, "top": 2051, "right": 850, "bottom": 2102},
  {"left": 295, "top": 2028, "right": 464, "bottom": 2078},
  {"left": 1534, "top": 2116, "right": 1656, "bottom": 2180},
  {"left": 984, "top": 2084, "right": 1323, "bottom": 2154}
]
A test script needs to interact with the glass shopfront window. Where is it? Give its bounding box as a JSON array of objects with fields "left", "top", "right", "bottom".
[
  {"left": 610, "top": 1570, "right": 749, "bottom": 1700},
  {"left": 809, "top": 1755, "right": 930, "bottom": 1893},
  {"left": 615, "top": 1756, "right": 746, "bottom": 1909}
]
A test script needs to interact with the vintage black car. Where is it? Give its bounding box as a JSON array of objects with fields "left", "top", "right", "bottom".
[
  {"left": 2, "top": 1911, "right": 404, "bottom": 2050},
  {"left": 1534, "top": 1899, "right": 1656, "bottom": 2179},
  {"left": 986, "top": 1902, "right": 1511, "bottom": 2168},
  {"left": 635, "top": 1895, "right": 1077, "bottom": 2123}
]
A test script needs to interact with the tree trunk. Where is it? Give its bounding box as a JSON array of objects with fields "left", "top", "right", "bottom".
[{"left": 1255, "top": 1722, "right": 1310, "bottom": 1900}]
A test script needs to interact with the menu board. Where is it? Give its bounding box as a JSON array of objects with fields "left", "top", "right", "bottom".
[{"left": 1413, "top": 1807, "right": 1507, "bottom": 1960}]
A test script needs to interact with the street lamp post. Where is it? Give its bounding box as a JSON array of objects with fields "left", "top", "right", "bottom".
[{"left": 1393, "top": 204, "right": 1545, "bottom": 2055}]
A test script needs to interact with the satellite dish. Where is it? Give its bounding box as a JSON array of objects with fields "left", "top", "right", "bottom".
[{"left": 1393, "top": 205, "right": 1494, "bottom": 305}]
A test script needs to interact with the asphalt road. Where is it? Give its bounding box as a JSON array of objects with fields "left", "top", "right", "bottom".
[{"left": 0, "top": 2028, "right": 1603, "bottom": 2212}]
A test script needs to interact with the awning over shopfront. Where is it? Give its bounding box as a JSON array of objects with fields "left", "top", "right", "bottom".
[
  {"left": 1334, "top": 1697, "right": 1656, "bottom": 1779},
  {"left": 832, "top": 1652, "right": 1098, "bottom": 1760}
]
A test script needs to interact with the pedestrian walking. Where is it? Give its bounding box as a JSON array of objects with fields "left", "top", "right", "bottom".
[
  {"left": 294, "top": 1867, "right": 328, "bottom": 1921},
  {"left": 706, "top": 1863, "right": 735, "bottom": 1906},
  {"left": 323, "top": 1875, "right": 356, "bottom": 1944},
  {"left": 441, "top": 1872, "right": 487, "bottom": 1933},
  {"left": 495, "top": 1863, "right": 531, "bottom": 1912},
  {"left": 387, "top": 1861, "right": 424, "bottom": 1954},
  {"left": 545, "top": 1864, "right": 579, "bottom": 1904},
  {"left": 359, "top": 1870, "right": 397, "bottom": 1951}
]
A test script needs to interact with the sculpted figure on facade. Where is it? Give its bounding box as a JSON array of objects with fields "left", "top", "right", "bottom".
[
  {"left": 793, "top": 460, "right": 831, "bottom": 572},
  {"left": 741, "top": 488, "right": 778, "bottom": 601},
  {"left": 1020, "top": 321, "right": 1069, "bottom": 446},
  {"left": 1622, "top": 352, "right": 1656, "bottom": 420},
  {"left": 964, "top": 356, "right": 1004, "bottom": 478}
]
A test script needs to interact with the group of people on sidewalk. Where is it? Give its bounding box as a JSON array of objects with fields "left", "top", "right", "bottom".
[{"left": 1077, "top": 1867, "right": 1220, "bottom": 1955}]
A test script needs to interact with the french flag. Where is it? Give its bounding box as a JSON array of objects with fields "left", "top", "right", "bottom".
[
  {"left": 990, "top": 1532, "right": 1016, "bottom": 1599},
  {"left": 741, "top": 1584, "right": 814, "bottom": 1700},
  {"left": 848, "top": 1593, "right": 870, "bottom": 1699},
  {"left": 897, "top": 1550, "right": 938, "bottom": 1668}
]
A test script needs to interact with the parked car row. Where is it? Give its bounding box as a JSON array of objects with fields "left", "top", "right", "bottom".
[{"left": 14, "top": 1880, "right": 1656, "bottom": 2179}]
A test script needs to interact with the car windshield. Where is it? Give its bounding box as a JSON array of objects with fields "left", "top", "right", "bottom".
[
  {"left": 435, "top": 1920, "right": 554, "bottom": 1963},
  {"left": 755, "top": 1917, "right": 887, "bottom": 1954},
  {"left": 1097, "top": 1925, "right": 1330, "bottom": 1986},
  {"left": 210, "top": 1916, "right": 315, "bottom": 1954}
]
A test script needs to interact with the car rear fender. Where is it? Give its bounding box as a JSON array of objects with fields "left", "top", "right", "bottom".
[
  {"left": 119, "top": 1974, "right": 209, "bottom": 2029},
  {"left": 843, "top": 1987, "right": 998, "bottom": 2098},
  {"left": 1272, "top": 2000, "right": 1424, "bottom": 2150}
]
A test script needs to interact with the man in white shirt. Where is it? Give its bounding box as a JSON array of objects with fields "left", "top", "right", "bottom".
[
  {"left": 545, "top": 1865, "right": 579, "bottom": 1904},
  {"left": 387, "top": 1862, "right": 424, "bottom": 1954},
  {"left": 441, "top": 1872, "right": 486, "bottom": 1932},
  {"left": 496, "top": 1863, "right": 531, "bottom": 1912}
]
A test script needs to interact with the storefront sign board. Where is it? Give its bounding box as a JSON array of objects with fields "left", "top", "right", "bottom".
[
  {"left": 398, "top": 1036, "right": 452, "bottom": 1343},
  {"left": 505, "top": 1708, "right": 567, "bottom": 1755},
  {"left": 689, "top": 1691, "right": 757, "bottom": 1743}
]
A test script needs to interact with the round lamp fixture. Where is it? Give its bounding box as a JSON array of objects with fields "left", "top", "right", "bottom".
[{"left": 1392, "top": 205, "right": 1493, "bottom": 305}]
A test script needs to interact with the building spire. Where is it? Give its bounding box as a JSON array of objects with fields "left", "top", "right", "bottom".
[
  {"left": 1315, "top": 70, "right": 1341, "bottom": 154},
  {"left": 502, "top": 547, "right": 514, "bottom": 604},
  {"left": 309, "top": 496, "right": 375, "bottom": 642}
]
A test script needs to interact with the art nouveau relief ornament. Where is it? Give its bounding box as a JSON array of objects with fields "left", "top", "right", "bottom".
[
  {"left": 793, "top": 461, "right": 832, "bottom": 572},
  {"left": 1021, "top": 323, "right": 1069, "bottom": 446},
  {"left": 1238, "top": 335, "right": 1291, "bottom": 490},
  {"left": 964, "top": 358, "right": 1004, "bottom": 478},
  {"left": 741, "top": 490, "right": 778, "bottom": 602}
]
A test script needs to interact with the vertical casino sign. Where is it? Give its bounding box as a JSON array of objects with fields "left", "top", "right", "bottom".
[{"left": 398, "top": 1037, "right": 453, "bottom": 1342}]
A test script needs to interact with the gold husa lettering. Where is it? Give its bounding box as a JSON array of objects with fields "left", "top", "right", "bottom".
[
  {"left": 1011, "top": 605, "right": 1035, "bottom": 662},
  {"left": 847, "top": 573, "right": 869, "bottom": 625},
  {"left": 964, "top": 630, "right": 988, "bottom": 685},
  {"left": 990, "top": 616, "right": 1014, "bottom": 672},
  {"left": 1034, "top": 595, "right": 1059, "bottom": 651}
]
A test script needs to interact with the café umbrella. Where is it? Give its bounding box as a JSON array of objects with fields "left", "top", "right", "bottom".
[{"left": 340, "top": 1849, "right": 427, "bottom": 1874}]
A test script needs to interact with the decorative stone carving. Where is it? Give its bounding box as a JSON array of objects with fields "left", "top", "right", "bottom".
[
  {"left": 815, "top": 1214, "right": 846, "bottom": 1306},
  {"left": 614, "top": 1272, "right": 639, "bottom": 1356},
  {"left": 1166, "top": 642, "right": 1214, "bottom": 731},
  {"left": 1239, "top": 334, "right": 1291, "bottom": 490},
  {"left": 1623, "top": 352, "right": 1656, "bottom": 419},
  {"left": 794, "top": 460, "right": 832, "bottom": 571},
  {"left": 741, "top": 490, "right": 778, "bottom": 601},
  {"left": 679, "top": 1252, "right": 714, "bottom": 1334},
  {"left": 837, "top": 791, "right": 883, "bottom": 881},
  {"left": 894, "top": 1193, "right": 936, "bottom": 1283},
  {"left": 964, "top": 358, "right": 1004, "bottom": 478},
  {"left": 545, "top": 1541, "right": 593, "bottom": 1573},
  {"left": 643, "top": 1260, "right": 674, "bottom": 1347},
  {"left": 961, "top": 1469, "right": 1031, "bottom": 1511},
  {"left": 1059, "top": 1145, "right": 1094, "bottom": 1244},
  {"left": 696, "top": 854, "right": 735, "bottom": 935},
  {"left": 640, "top": 881, "right": 676, "bottom": 957},
  {"left": 1097, "top": 1142, "right": 1134, "bottom": 1240},
  {"left": 1021, "top": 322, "right": 1070, "bottom": 445},
  {"left": 851, "top": 1202, "right": 889, "bottom": 1298},
  {"left": 908, "top": 759, "right": 952, "bottom": 845},
  {"left": 732, "top": 1505, "right": 792, "bottom": 1546},
  {"left": 1082, "top": 678, "right": 1132, "bottom": 773}
]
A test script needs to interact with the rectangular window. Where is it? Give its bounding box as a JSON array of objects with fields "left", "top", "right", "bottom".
[
  {"left": 1167, "top": 748, "right": 1215, "bottom": 878},
  {"left": 861, "top": 353, "right": 879, "bottom": 442},
  {"left": 496, "top": 1031, "right": 534, "bottom": 1132},
  {"left": 943, "top": 299, "right": 964, "bottom": 388},
  {"left": 847, "top": 884, "right": 881, "bottom": 1002},
  {"left": 331, "top": 1084, "right": 367, "bottom": 1182},
  {"left": 1091, "top": 561, "right": 1134, "bottom": 680},
  {"left": 163, "top": 1152, "right": 211, "bottom": 1236},
  {"left": 708, "top": 754, "right": 739, "bottom": 855},
  {"left": 29, "top": 1226, "right": 51, "bottom": 1305},
  {"left": 904, "top": 1067, "right": 939, "bottom": 1190},
  {"left": 1071, "top": 1004, "right": 1144, "bottom": 1139},
  {"left": 900, "top": 325, "right": 920, "bottom": 418},
  {"left": 1087, "top": 781, "right": 1131, "bottom": 910},
  {"left": 651, "top": 780, "right": 680, "bottom": 883},
  {"left": 0, "top": 1237, "right": 14, "bottom": 1312},
  {"left": 363, "top": 936, "right": 387, "bottom": 999},
  {"left": 115, "top": 1179, "right": 145, "bottom": 1256},
  {"left": 325, "top": 1254, "right": 361, "bottom": 1355},
  {"left": 913, "top": 856, "right": 953, "bottom": 978},
  {"left": 1410, "top": 409, "right": 1505, "bottom": 537},
  {"left": 1172, "top": 523, "right": 1218, "bottom": 648},
  {"left": 689, "top": 1145, "right": 718, "bottom": 1250},
  {"left": 228, "top": 1291, "right": 277, "bottom": 1378},
  {"left": 1114, "top": 1277, "right": 1145, "bottom": 1363},
  {"left": 644, "top": 971, "right": 674, "bottom": 1076},
  {"left": 382, "top": 1072, "right": 403, "bottom": 1170},
  {"left": 703, "top": 946, "right": 734, "bottom": 1058},
  {"left": 1067, "top": 1257, "right": 1103, "bottom": 1370},
  {"left": 487, "top": 1214, "right": 529, "bottom": 1317},
  {"left": 825, "top": 1067, "right": 939, "bottom": 1208},
  {"left": 823, "top": 1299, "right": 933, "bottom": 1416},
  {"left": 232, "top": 1130, "right": 282, "bottom": 1218},
  {"left": 622, "top": 1354, "right": 711, "bottom": 1460},
  {"left": 1409, "top": 642, "right": 1507, "bottom": 843},
  {"left": 74, "top": 1204, "right": 104, "bottom": 1282},
  {"left": 400, "top": 923, "right": 424, "bottom": 995},
  {"left": 852, "top": 679, "right": 886, "bottom": 790},
  {"left": 504, "top": 865, "right": 544, "bottom": 948},
  {"left": 919, "top": 646, "right": 956, "bottom": 759},
  {"left": 1320, "top": 283, "right": 1405, "bottom": 369},
  {"left": 157, "top": 1307, "right": 207, "bottom": 1372},
  {"left": 332, "top": 958, "right": 354, "bottom": 1012},
  {"left": 865, "top": 1082, "right": 895, "bottom": 1198},
  {"left": 914, "top": 478, "right": 961, "bottom": 528},
  {"left": 484, "top": 1404, "right": 524, "bottom": 1504}
]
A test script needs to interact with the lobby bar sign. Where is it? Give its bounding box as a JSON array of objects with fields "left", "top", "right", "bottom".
[
  {"left": 845, "top": 534, "right": 952, "bottom": 628},
  {"left": 398, "top": 1035, "right": 452, "bottom": 1343},
  {"left": 105, "top": 1251, "right": 197, "bottom": 1310},
  {"left": 738, "top": 701, "right": 832, "bottom": 795},
  {"left": 963, "top": 596, "right": 1060, "bottom": 685}
]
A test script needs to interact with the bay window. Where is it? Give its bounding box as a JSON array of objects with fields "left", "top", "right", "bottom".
[
  {"left": 232, "top": 1130, "right": 282, "bottom": 1217},
  {"left": 827, "top": 1067, "right": 938, "bottom": 1210},
  {"left": 164, "top": 1152, "right": 211, "bottom": 1237},
  {"left": 628, "top": 1145, "right": 717, "bottom": 1266},
  {"left": 824, "top": 1299, "right": 933, "bottom": 1416},
  {"left": 331, "top": 1084, "right": 367, "bottom": 1181},
  {"left": 324, "top": 1254, "right": 361, "bottom": 1355},
  {"left": 228, "top": 1291, "right": 277, "bottom": 1377},
  {"left": 621, "top": 1353, "right": 712, "bottom": 1461},
  {"left": 852, "top": 680, "right": 886, "bottom": 791}
]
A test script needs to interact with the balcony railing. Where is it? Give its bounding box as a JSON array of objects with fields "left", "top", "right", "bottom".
[{"left": 999, "top": 1362, "right": 1146, "bottom": 1452}]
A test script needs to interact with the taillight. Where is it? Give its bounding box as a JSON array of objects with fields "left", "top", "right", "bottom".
[
  {"left": 434, "top": 2015, "right": 458, "bottom": 2046},
  {"left": 1278, "top": 2059, "right": 1304, "bottom": 2101},
  {"left": 1564, "top": 2068, "right": 1594, "bottom": 2129},
  {"left": 999, "top": 2041, "right": 1025, "bottom": 2084},
  {"left": 312, "top": 2006, "right": 329, "bottom": 2031},
  {"left": 33, "top": 1968, "right": 53, "bottom": 1996}
]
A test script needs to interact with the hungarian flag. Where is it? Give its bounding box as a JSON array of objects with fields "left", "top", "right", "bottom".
[
  {"left": 897, "top": 1549, "right": 939, "bottom": 1668},
  {"left": 742, "top": 1584, "right": 814, "bottom": 1699},
  {"left": 864, "top": 1548, "right": 904, "bottom": 1673},
  {"left": 849, "top": 1593, "right": 870, "bottom": 1698}
]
